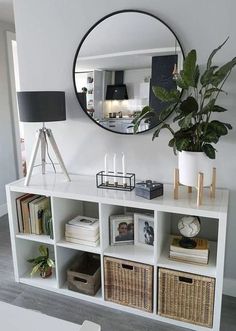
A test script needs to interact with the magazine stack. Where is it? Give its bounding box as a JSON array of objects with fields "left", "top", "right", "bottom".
[
  {"left": 169, "top": 236, "right": 209, "bottom": 265},
  {"left": 65, "top": 215, "right": 99, "bottom": 247}
]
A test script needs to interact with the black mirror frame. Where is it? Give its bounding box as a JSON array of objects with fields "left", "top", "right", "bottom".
[{"left": 72, "top": 9, "right": 185, "bottom": 135}]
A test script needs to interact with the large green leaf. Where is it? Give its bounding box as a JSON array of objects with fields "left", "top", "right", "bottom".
[
  {"left": 159, "top": 105, "right": 175, "bottom": 121},
  {"left": 200, "top": 66, "right": 218, "bottom": 87},
  {"left": 202, "top": 144, "right": 216, "bottom": 159},
  {"left": 176, "top": 73, "right": 189, "bottom": 89},
  {"left": 178, "top": 112, "right": 193, "bottom": 129},
  {"left": 182, "top": 50, "right": 198, "bottom": 87},
  {"left": 203, "top": 87, "right": 226, "bottom": 99},
  {"left": 207, "top": 37, "right": 229, "bottom": 69},
  {"left": 208, "top": 120, "right": 228, "bottom": 136},
  {"left": 179, "top": 96, "right": 198, "bottom": 115},
  {"left": 152, "top": 86, "right": 180, "bottom": 102},
  {"left": 212, "top": 105, "right": 227, "bottom": 112},
  {"left": 152, "top": 123, "right": 174, "bottom": 141},
  {"left": 199, "top": 99, "right": 216, "bottom": 114},
  {"left": 175, "top": 137, "right": 191, "bottom": 151},
  {"left": 39, "top": 245, "right": 48, "bottom": 257},
  {"left": 204, "top": 130, "right": 219, "bottom": 144},
  {"left": 211, "top": 57, "right": 236, "bottom": 87},
  {"left": 132, "top": 106, "right": 155, "bottom": 133}
]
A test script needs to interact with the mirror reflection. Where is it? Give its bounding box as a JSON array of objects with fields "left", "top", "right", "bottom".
[{"left": 74, "top": 11, "right": 184, "bottom": 134}]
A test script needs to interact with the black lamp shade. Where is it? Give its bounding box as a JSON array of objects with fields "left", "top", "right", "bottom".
[{"left": 17, "top": 91, "right": 66, "bottom": 122}]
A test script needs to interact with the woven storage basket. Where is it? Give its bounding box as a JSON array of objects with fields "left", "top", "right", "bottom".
[
  {"left": 158, "top": 268, "right": 215, "bottom": 328},
  {"left": 104, "top": 256, "right": 153, "bottom": 312}
]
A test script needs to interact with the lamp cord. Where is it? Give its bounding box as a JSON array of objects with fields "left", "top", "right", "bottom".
[{"left": 43, "top": 131, "right": 56, "bottom": 173}]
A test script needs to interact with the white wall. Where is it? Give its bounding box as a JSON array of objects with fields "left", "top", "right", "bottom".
[
  {"left": 13, "top": 0, "right": 236, "bottom": 289},
  {"left": 0, "top": 21, "right": 17, "bottom": 217}
]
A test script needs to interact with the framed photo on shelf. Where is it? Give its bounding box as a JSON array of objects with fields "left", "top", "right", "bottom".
[
  {"left": 134, "top": 213, "right": 154, "bottom": 248},
  {"left": 109, "top": 214, "right": 134, "bottom": 246}
]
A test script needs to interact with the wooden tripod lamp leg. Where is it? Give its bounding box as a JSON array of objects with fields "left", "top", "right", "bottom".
[
  {"left": 188, "top": 186, "right": 192, "bottom": 193},
  {"left": 210, "top": 167, "right": 216, "bottom": 199},
  {"left": 174, "top": 168, "right": 179, "bottom": 199},
  {"left": 197, "top": 172, "right": 204, "bottom": 206}
]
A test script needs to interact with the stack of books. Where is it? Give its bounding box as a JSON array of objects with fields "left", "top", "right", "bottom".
[
  {"left": 169, "top": 236, "right": 209, "bottom": 265},
  {"left": 16, "top": 194, "right": 53, "bottom": 238},
  {"left": 65, "top": 215, "right": 99, "bottom": 247}
]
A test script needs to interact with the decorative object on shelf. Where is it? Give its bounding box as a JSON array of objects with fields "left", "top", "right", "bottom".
[
  {"left": 177, "top": 215, "right": 201, "bottom": 248},
  {"left": 17, "top": 91, "right": 71, "bottom": 186},
  {"left": 96, "top": 153, "right": 135, "bottom": 191},
  {"left": 104, "top": 256, "right": 153, "bottom": 312},
  {"left": 135, "top": 180, "right": 163, "bottom": 199},
  {"left": 158, "top": 268, "right": 215, "bottom": 327},
  {"left": 27, "top": 245, "right": 55, "bottom": 278},
  {"left": 67, "top": 253, "right": 101, "bottom": 296},
  {"left": 169, "top": 235, "right": 209, "bottom": 264},
  {"left": 65, "top": 215, "right": 99, "bottom": 247},
  {"left": 109, "top": 214, "right": 134, "bottom": 246},
  {"left": 133, "top": 39, "right": 236, "bottom": 204},
  {"left": 134, "top": 213, "right": 154, "bottom": 247}
]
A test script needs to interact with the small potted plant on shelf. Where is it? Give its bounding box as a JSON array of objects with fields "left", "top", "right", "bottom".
[
  {"left": 27, "top": 245, "right": 55, "bottom": 278},
  {"left": 133, "top": 38, "right": 236, "bottom": 187}
]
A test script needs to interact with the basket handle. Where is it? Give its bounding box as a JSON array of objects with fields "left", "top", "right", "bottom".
[
  {"left": 178, "top": 276, "right": 193, "bottom": 284},
  {"left": 74, "top": 276, "right": 88, "bottom": 284},
  {"left": 121, "top": 264, "right": 133, "bottom": 270}
]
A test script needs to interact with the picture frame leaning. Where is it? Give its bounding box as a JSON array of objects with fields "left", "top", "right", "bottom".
[{"left": 134, "top": 213, "right": 154, "bottom": 248}]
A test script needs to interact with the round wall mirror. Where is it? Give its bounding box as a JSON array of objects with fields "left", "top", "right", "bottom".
[{"left": 73, "top": 10, "right": 184, "bottom": 134}]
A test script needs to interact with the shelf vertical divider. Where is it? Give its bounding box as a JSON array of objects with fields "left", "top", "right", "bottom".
[{"left": 153, "top": 209, "right": 158, "bottom": 314}]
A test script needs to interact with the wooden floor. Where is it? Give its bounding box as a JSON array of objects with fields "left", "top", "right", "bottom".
[{"left": 0, "top": 215, "right": 235, "bottom": 331}]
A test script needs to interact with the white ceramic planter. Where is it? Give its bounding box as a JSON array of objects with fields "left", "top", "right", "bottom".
[{"left": 178, "top": 151, "right": 214, "bottom": 187}]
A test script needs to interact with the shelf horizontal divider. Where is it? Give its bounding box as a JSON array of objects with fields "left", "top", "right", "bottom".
[
  {"left": 104, "top": 244, "right": 154, "bottom": 265},
  {"left": 56, "top": 239, "right": 101, "bottom": 254},
  {"left": 16, "top": 233, "right": 54, "bottom": 245}
]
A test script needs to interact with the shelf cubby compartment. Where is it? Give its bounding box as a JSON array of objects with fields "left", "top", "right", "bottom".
[
  {"left": 52, "top": 197, "right": 100, "bottom": 251},
  {"left": 100, "top": 203, "right": 155, "bottom": 265},
  {"left": 15, "top": 239, "right": 56, "bottom": 289},
  {"left": 156, "top": 211, "right": 218, "bottom": 278},
  {"left": 56, "top": 246, "right": 102, "bottom": 302}
]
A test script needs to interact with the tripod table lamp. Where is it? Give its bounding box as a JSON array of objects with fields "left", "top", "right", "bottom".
[{"left": 17, "top": 91, "right": 71, "bottom": 186}]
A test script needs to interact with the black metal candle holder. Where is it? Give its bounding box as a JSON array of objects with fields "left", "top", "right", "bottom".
[{"left": 96, "top": 171, "right": 135, "bottom": 191}]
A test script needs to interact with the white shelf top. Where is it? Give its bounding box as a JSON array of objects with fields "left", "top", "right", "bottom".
[
  {"left": 16, "top": 233, "right": 54, "bottom": 245},
  {"left": 7, "top": 173, "right": 229, "bottom": 218},
  {"left": 104, "top": 245, "right": 154, "bottom": 265},
  {"left": 60, "top": 283, "right": 103, "bottom": 304},
  {"left": 158, "top": 240, "right": 217, "bottom": 278},
  {"left": 56, "top": 240, "right": 101, "bottom": 254}
]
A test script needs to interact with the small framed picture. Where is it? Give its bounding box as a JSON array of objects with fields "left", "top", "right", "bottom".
[
  {"left": 134, "top": 213, "right": 154, "bottom": 247},
  {"left": 110, "top": 215, "right": 134, "bottom": 246}
]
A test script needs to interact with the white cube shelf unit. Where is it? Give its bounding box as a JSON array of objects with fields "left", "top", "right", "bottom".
[{"left": 6, "top": 173, "right": 229, "bottom": 331}]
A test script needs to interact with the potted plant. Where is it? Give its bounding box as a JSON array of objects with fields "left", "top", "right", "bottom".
[
  {"left": 133, "top": 38, "right": 236, "bottom": 187},
  {"left": 27, "top": 245, "right": 55, "bottom": 278}
]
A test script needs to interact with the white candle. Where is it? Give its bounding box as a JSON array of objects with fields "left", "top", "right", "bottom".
[
  {"left": 113, "top": 153, "right": 117, "bottom": 183},
  {"left": 104, "top": 153, "right": 108, "bottom": 175},
  {"left": 122, "top": 153, "right": 126, "bottom": 185}
]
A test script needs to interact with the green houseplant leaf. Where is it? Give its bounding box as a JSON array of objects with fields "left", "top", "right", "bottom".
[{"left": 134, "top": 39, "right": 235, "bottom": 159}]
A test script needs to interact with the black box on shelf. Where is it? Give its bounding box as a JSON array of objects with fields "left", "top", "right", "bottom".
[{"left": 135, "top": 180, "right": 163, "bottom": 199}]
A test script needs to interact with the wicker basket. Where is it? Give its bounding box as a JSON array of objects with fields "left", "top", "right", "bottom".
[
  {"left": 158, "top": 268, "right": 215, "bottom": 328},
  {"left": 67, "top": 253, "right": 101, "bottom": 296},
  {"left": 104, "top": 256, "right": 153, "bottom": 312}
]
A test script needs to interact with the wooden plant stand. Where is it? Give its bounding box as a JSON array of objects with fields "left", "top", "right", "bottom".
[{"left": 174, "top": 167, "right": 216, "bottom": 206}]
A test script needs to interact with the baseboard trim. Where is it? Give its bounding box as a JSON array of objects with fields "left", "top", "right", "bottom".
[
  {"left": 223, "top": 278, "right": 236, "bottom": 297},
  {"left": 0, "top": 203, "right": 7, "bottom": 217}
]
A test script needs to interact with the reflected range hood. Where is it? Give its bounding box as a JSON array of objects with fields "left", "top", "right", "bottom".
[{"left": 106, "top": 71, "right": 128, "bottom": 100}]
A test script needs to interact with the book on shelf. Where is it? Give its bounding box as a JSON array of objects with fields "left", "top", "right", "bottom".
[
  {"left": 16, "top": 194, "right": 31, "bottom": 232},
  {"left": 169, "top": 236, "right": 209, "bottom": 265},
  {"left": 16, "top": 194, "right": 52, "bottom": 237},
  {"left": 65, "top": 236, "right": 100, "bottom": 247},
  {"left": 65, "top": 215, "right": 99, "bottom": 246},
  {"left": 21, "top": 194, "right": 40, "bottom": 233}
]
